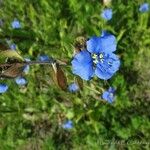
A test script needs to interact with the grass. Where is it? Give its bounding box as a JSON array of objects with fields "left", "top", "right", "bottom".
[{"left": 0, "top": 0, "right": 150, "bottom": 149}]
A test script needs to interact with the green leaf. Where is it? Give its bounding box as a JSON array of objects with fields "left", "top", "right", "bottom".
[{"left": 0, "top": 50, "right": 24, "bottom": 61}]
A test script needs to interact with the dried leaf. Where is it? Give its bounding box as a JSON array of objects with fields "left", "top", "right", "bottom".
[
  {"left": 74, "top": 36, "right": 86, "bottom": 53},
  {"left": 51, "top": 63, "right": 67, "bottom": 91},
  {"left": 0, "top": 63, "right": 25, "bottom": 78},
  {"left": 75, "top": 76, "right": 83, "bottom": 90},
  {"left": 0, "top": 44, "right": 8, "bottom": 50}
]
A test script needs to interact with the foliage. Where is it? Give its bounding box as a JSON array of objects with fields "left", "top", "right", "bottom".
[{"left": 0, "top": 0, "right": 150, "bottom": 149}]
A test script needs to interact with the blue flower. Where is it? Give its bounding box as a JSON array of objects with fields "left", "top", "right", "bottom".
[
  {"left": 38, "top": 55, "right": 50, "bottom": 61},
  {"left": 62, "top": 120, "right": 73, "bottom": 129},
  {"left": 139, "top": 3, "right": 149, "bottom": 12},
  {"left": 101, "top": 8, "right": 112, "bottom": 20},
  {"left": 15, "top": 77, "right": 27, "bottom": 86},
  {"left": 23, "top": 58, "right": 30, "bottom": 73},
  {"left": 11, "top": 19, "right": 21, "bottom": 29},
  {"left": 0, "top": 84, "right": 8, "bottom": 93},
  {"left": 68, "top": 83, "right": 79, "bottom": 92},
  {"left": 10, "top": 43, "right": 16, "bottom": 50},
  {"left": 23, "top": 65, "right": 30, "bottom": 73},
  {"left": 102, "top": 87, "right": 115, "bottom": 103},
  {"left": 71, "top": 32, "right": 120, "bottom": 80}
]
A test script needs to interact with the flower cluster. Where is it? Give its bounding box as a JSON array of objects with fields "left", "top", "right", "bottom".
[{"left": 71, "top": 31, "right": 120, "bottom": 81}]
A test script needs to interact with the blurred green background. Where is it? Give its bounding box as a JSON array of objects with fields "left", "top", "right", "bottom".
[{"left": 0, "top": 0, "right": 150, "bottom": 149}]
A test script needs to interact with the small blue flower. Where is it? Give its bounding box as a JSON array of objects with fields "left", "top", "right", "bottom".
[
  {"left": 101, "top": 8, "right": 112, "bottom": 20},
  {"left": 10, "top": 43, "right": 16, "bottom": 50},
  {"left": 38, "top": 55, "right": 50, "bottom": 61},
  {"left": 15, "top": 77, "right": 27, "bottom": 86},
  {"left": 139, "top": 3, "right": 149, "bottom": 12},
  {"left": 62, "top": 120, "right": 73, "bottom": 129},
  {"left": 23, "top": 65, "right": 30, "bottom": 73},
  {"left": 68, "top": 83, "right": 79, "bottom": 92},
  {"left": 11, "top": 19, "right": 21, "bottom": 29},
  {"left": 102, "top": 87, "right": 115, "bottom": 103},
  {"left": 0, "top": 84, "right": 8, "bottom": 93},
  {"left": 23, "top": 58, "right": 30, "bottom": 73}
]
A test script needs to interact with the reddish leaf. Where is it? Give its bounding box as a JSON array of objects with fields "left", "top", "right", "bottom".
[{"left": 51, "top": 63, "right": 67, "bottom": 91}]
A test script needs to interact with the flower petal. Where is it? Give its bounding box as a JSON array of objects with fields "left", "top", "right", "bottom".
[
  {"left": 101, "top": 8, "right": 112, "bottom": 21},
  {"left": 102, "top": 90, "right": 114, "bottom": 103},
  {"left": 0, "top": 84, "right": 8, "bottom": 93},
  {"left": 139, "top": 3, "right": 149, "bottom": 12},
  {"left": 108, "top": 87, "right": 116, "bottom": 93},
  {"left": 15, "top": 77, "right": 27, "bottom": 86},
  {"left": 68, "top": 83, "right": 79, "bottom": 92},
  {"left": 73, "top": 50, "right": 92, "bottom": 64},
  {"left": 38, "top": 55, "right": 50, "bottom": 61},
  {"left": 99, "top": 34, "right": 117, "bottom": 53},
  {"left": 86, "top": 36, "right": 101, "bottom": 54},
  {"left": 95, "top": 53, "right": 120, "bottom": 80},
  {"left": 72, "top": 60, "right": 94, "bottom": 80},
  {"left": 62, "top": 120, "right": 73, "bottom": 129},
  {"left": 71, "top": 50, "right": 94, "bottom": 80},
  {"left": 11, "top": 19, "right": 21, "bottom": 29},
  {"left": 95, "top": 63, "right": 113, "bottom": 80}
]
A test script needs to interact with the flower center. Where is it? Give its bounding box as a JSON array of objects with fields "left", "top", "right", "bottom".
[
  {"left": 99, "top": 53, "right": 104, "bottom": 63},
  {"left": 92, "top": 53, "right": 104, "bottom": 64}
]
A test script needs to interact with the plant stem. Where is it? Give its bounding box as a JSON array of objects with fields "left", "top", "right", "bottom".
[{"left": 0, "top": 60, "right": 68, "bottom": 67}]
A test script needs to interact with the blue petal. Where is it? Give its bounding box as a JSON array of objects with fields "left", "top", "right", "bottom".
[
  {"left": 68, "top": 83, "right": 79, "bottom": 92},
  {"left": 15, "top": 77, "right": 27, "bottom": 85},
  {"left": 102, "top": 91, "right": 114, "bottom": 103},
  {"left": 101, "top": 30, "right": 109, "bottom": 37},
  {"left": 38, "top": 55, "right": 49, "bottom": 61},
  {"left": 108, "top": 87, "right": 116, "bottom": 93},
  {"left": 0, "top": 84, "right": 8, "bottom": 93},
  {"left": 62, "top": 120, "right": 73, "bottom": 129},
  {"left": 71, "top": 50, "right": 94, "bottom": 80},
  {"left": 86, "top": 36, "right": 101, "bottom": 54},
  {"left": 72, "top": 60, "right": 94, "bottom": 80},
  {"left": 139, "top": 3, "right": 149, "bottom": 12},
  {"left": 73, "top": 50, "right": 92, "bottom": 64},
  {"left": 95, "top": 53, "right": 120, "bottom": 80},
  {"left": 95, "top": 63, "right": 113, "bottom": 80},
  {"left": 101, "top": 9, "right": 113, "bottom": 20},
  {"left": 10, "top": 44, "right": 16, "bottom": 50},
  {"left": 23, "top": 65, "right": 30, "bottom": 73},
  {"left": 11, "top": 20, "right": 21, "bottom": 29},
  {"left": 99, "top": 34, "right": 117, "bottom": 53},
  {"left": 23, "top": 58, "right": 30, "bottom": 73}
]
